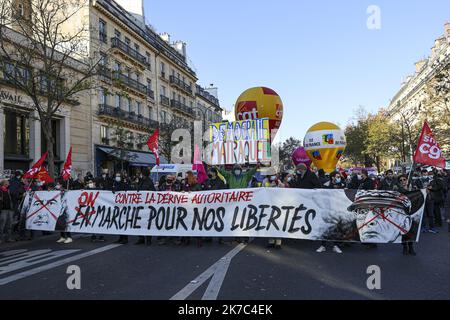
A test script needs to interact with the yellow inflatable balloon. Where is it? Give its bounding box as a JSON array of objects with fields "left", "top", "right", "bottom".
[
  {"left": 304, "top": 122, "right": 346, "bottom": 173},
  {"left": 235, "top": 87, "right": 283, "bottom": 132}
]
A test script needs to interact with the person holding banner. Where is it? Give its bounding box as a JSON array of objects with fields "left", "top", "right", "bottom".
[
  {"left": 291, "top": 164, "right": 321, "bottom": 189},
  {"left": 429, "top": 170, "right": 445, "bottom": 228},
  {"left": 113, "top": 173, "right": 132, "bottom": 245},
  {"left": 0, "top": 179, "right": 15, "bottom": 244},
  {"left": 135, "top": 168, "right": 156, "bottom": 246}
]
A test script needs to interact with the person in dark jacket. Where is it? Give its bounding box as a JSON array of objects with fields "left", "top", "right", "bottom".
[
  {"left": 317, "top": 169, "right": 328, "bottom": 187},
  {"left": 113, "top": 173, "right": 131, "bottom": 244},
  {"left": 429, "top": 170, "right": 445, "bottom": 227},
  {"left": 0, "top": 179, "right": 15, "bottom": 243},
  {"left": 96, "top": 169, "right": 113, "bottom": 191},
  {"left": 327, "top": 172, "right": 346, "bottom": 189},
  {"left": 135, "top": 168, "right": 156, "bottom": 246},
  {"left": 347, "top": 172, "right": 361, "bottom": 189},
  {"left": 359, "top": 170, "right": 375, "bottom": 190},
  {"left": 204, "top": 168, "right": 226, "bottom": 191},
  {"left": 380, "top": 170, "right": 400, "bottom": 191},
  {"left": 8, "top": 171, "right": 24, "bottom": 222},
  {"left": 292, "top": 164, "right": 321, "bottom": 189}
]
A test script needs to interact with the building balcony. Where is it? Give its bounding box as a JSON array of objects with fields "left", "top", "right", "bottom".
[
  {"left": 196, "top": 85, "right": 220, "bottom": 107},
  {"left": 160, "top": 95, "right": 170, "bottom": 107},
  {"left": 98, "top": 104, "right": 159, "bottom": 130},
  {"left": 169, "top": 75, "right": 193, "bottom": 95},
  {"left": 170, "top": 99, "right": 195, "bottom": 118},
  {"left": 112, "top": 72, "right": 148, "bottom": 98},
  {"left": 111, "top": 37, "right": 149, "bottom": 70}
]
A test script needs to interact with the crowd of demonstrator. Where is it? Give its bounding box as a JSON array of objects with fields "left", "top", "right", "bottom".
[{"left": 1, "top": 165, "right": 449, "bottom": 255}]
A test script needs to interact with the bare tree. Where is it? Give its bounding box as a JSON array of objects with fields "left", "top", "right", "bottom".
[{"left": 0, "top": 0, "right": 105, "bottom": 177}]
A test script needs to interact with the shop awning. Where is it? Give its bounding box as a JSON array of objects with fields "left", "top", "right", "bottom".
[{"left": 98, "top": 147, "right": 167, "bottom": 166}]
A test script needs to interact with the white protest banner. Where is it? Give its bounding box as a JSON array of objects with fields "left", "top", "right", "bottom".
[{"left": 24, "top": 188, "right": 425, "bottom": 244}]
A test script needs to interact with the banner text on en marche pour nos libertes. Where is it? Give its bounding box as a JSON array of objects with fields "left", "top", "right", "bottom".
[{"left": 24, "top": 188, "right": 425, "bottom": 244}]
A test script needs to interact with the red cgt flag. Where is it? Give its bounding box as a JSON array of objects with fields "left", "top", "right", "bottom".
[
  {"left": 413, "top": 121, "right": 446, "bottom": 169},
  {"left": 61, "top": 147, "right": 72, "bottom": 181},
  {"left": 36, "top": 167, "right": 54, "bottom": 184},
  {"left": 147, "top": 130, "right": 160, "bottom": 166},
  {"left": 23, "top": 151, "right": 48, "bottom": 179}
]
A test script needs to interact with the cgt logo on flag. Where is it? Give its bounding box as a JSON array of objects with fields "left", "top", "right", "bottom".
[{"left": 413, "top": 122, "right": 445, "bottom": 168}]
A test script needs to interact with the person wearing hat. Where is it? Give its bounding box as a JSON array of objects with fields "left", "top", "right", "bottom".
[
  {"left": 291, "top": 164, "right": 321, "bottom": 189},
  {"left": 348, "top": 190, "right": 423, "bottom": 255}
]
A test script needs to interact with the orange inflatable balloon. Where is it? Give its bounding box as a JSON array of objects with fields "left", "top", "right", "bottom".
[{"left": 235, "top": 87, "right": 283, "bottom": 132}]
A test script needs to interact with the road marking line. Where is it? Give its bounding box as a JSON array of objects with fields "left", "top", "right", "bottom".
[
  {"left": 0, "top": 250, "right": 27, "bottom": 257},
  {"left": 0, "top": 244, "right": 122, "bottom": 286},
  {"left": 0, "top": 250, "right": 80, "bottom": 275},
  {"left": 202, "top": 258, "right": 231, "bottom": 300},
  {"left": 170, "top": 241, "right": 251, "bottom": 301}
]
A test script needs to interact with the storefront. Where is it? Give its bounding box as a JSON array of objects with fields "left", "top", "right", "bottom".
[
  {"left": 95, "top": 145, "right": 166, "bottom": 177},
  {"left": 0, "top": 87, "right": 69, "bottom": 177}
]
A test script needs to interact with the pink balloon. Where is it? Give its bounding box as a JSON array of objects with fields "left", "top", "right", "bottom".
[{"left": 292, "top": 147, "right": 312, "bottom": 167}]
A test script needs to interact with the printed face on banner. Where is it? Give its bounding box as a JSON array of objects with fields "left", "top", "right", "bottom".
[
  {"left": 25, "top": 192, "right": 63, "bottom": 230},
  {"left": 355, "top": 207, "right": 412, "bottom": 243}
]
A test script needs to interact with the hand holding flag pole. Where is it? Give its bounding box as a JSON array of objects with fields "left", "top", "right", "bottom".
[{"left": 147, "top": 130, "right": 160, "bottom": 166}]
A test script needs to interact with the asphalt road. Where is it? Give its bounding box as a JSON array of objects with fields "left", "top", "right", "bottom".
[{"left": 0, "top": 228, "right": 449, "bottom": 300}]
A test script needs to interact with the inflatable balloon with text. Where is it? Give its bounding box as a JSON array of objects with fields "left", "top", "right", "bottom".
[{"left": 304, "top": 122, "right": 346, "bottom": 173}]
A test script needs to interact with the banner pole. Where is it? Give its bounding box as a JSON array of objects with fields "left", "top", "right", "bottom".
[{"left": 407, "top": 162, "right": 416, "bottom": 189}]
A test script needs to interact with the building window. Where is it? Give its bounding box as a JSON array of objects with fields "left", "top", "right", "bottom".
[
  {"left": 134, "top": 43, "right": 140, "bottom": 52},
  {"left": 182, "top": 97, "right": 186, "bottom": 105},
  {"left": 114, "top": 29, "right": 121, "bottom": 39},
  {"left": 101, "top": 125, "right": 109, "bottom": 141},
  {"left": 136, "top": 102, "right": 141, "bottom": 115},
  {"left": 114, "top": 61, "right": 121, "bottom": 73},
  {"left": 148, "top": 106, "right": 153, "bottom": 119},
  {"left": 172, "top": 92, "right": 176, "bottom": 100},
  {"left": 125, "top": 98, "right": 132, "bottom": 113},
  {"left": 99, "top": 19, "right": 107, "bottom": 43},
  {"left": 161, "top": 86, "right": 166, "bottom": 96},
  {"left": 146, "top": 52, "right": 151, "bottom": 69},
  {"left": 4, "top": 110, "right": 29, "bottom": 157},
  {"left": 161, "top": 62, "right": 165, "bottom": 77},
  {"left": 125, "top": 37, "right": 131, "bottom": 46},
  {"left": 99, "top": 52, "right": 108, "bottom": 66},
  {"left": 147, "top": 78, "right": 152, "bottom": 90},
  {"left": 99, "top": 88, "right": 107, "bottom": 105},
  {"left": 115, "top": 94, "right": 121, "bottom": 108}
]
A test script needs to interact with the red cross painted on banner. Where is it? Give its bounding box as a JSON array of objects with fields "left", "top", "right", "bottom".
[{"left": 26, "top": 193, "right": 61, "bottom": 221}]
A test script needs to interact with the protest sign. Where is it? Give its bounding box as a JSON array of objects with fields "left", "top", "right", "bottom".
[{"left": 209, "top": 118, "right": 271, "bottom": 165}]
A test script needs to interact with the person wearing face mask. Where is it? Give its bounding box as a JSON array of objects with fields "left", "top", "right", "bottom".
[
  {"left": 218, "top": 164, "right": 258, "bottom": 190},
  {"left": 70, "top": 174, "right": 85, "bottom": 191},
  {"left": 157, "top": 175, "right": 178, "bottom": 246},
  {"left": 204, "top": 168, "right": 227, "bottom": 244},
  {"left": 96, "top": 169, "right": 113, "bottom": 191},
  {"left": 135, "top": 168, "right": 156, "bottom": 246},
  {"left": 316, "top": 172, "right": 344, "bottom": 254},
  {"left": 359, "top": 170, "right": 375, "bottom": 191},
  {"left": 266, "top": 173, "right": 285, "bottom": 249},
  {"left": 347, "top": 171, "right": 361, "bottom": 190},
  {"left": 380, "top": 170, "right": 400, "bottom": 191},
  {"left": 291, "top": 164, "right": 321, "bottom": 189},
  {"left": 113, "top": 173, "right": 131, "bottom": 245}
]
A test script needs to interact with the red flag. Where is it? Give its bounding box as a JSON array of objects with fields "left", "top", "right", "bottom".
[
  {"left": 147, "top": 130, "right": 160, "bottom": 166},
  {"left": 413, "top": 121, "right": 446, "bottom": 168},
  {"left": 61, "top": 147, "right": 72, "bottom": 181},
  {"left": 193, "top": 145, "right": 208, "bottom": 184},
  {"left": 36, "top": 167, "right": 54, "bottom": 184},
  {"left": 23, "top": 152, "right": 48, "bottom": 179}
]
